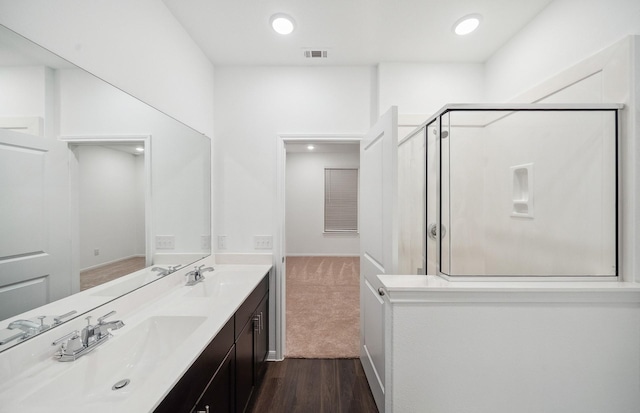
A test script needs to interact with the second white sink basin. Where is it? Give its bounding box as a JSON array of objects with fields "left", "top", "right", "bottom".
[{"left": 185, "top": 270, "right": 259, "bottom": 298}]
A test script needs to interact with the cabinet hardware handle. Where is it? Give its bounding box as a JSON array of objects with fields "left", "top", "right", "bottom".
[
  {"left": 378, "top": 287, "right": 385, "bottom": 296},
  {"left": 253, "top": 314, "right": 260, "bottom": 332}
]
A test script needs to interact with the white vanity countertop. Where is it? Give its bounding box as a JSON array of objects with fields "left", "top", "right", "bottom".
[
  {"left": 0, "top": 263, "right": 272, "bottom": 413},
  {"left": 377, "top": 274, "right": 640, "bottom": 303}
]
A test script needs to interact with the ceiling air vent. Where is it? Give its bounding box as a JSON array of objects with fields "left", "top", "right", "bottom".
[{"left": 304, "top": 50, "right": 328, "bottom": 58}]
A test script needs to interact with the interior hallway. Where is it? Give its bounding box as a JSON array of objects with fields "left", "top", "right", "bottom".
[{"left": 286, "top": 256, "right": 360, "bottom": 358}]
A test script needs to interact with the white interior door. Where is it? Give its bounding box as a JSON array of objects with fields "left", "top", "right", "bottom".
[
  {"left": 0, "top": 127, "right": 72, "bottom": 320},
  {"left": 360, "top": 106, "right": 398, "bottom": 413}
]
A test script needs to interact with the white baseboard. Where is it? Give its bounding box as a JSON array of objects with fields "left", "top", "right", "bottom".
[
  {"left": 80, "top": 254, "right": 144, "bottom": 272},
  {"left": 266, "top": 350, "right": 281, "bottom": 361}
]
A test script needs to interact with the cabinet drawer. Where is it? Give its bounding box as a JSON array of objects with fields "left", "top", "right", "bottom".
[
  {"left": 155, "top": 317, "right": 234, "bottom": 413},
  {"left": 234, "top": 274, "right": 268, "bottom": 340}
]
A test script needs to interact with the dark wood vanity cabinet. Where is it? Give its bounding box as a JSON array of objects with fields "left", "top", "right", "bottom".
[
  {"left": 154, "top": 273, "right": 269, "bottom": 413},
  {"left": 235, "top": 277, "right": 269, "bottom": 413},
  {"left": 254, "top": 294, "right": 269, "bottom": 381},
  {"left": 193, "top": 345, "right": 236, "bottom": 413}
]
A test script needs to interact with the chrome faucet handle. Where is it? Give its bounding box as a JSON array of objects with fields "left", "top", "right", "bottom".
[
  {"left": 53, "top": 310, "right": 77, "bottom": 325},
  {"left": 0, "top": 332, "right": 26, "bottom": 345},
  {"left": 97, "top": 311, "right": 117, "bottom": 324},
  {"left": 36, "top": 316, "right": 50, "bottom": 332},
  {"left": 52, "top": 330, "right": 80, "bottom": 346},
  {"left": 52, "top": 330, "right": 84, "bottom": 359}
]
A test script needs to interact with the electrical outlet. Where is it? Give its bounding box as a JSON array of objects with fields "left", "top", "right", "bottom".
[
  {"left": 94, "top": 248, "right": 100, "bottom": 256},
  {"left": 155, "top": 235, "right": 175, "bottom": 249},
  {"left": 217, "top": 235, "right": 227, "bottom": 250},
  {"left": 253, "top": 235, "right": 273, "bottom": 250},
  {"left": 201, "top": 235, "right": 211, "bottom": 250}
]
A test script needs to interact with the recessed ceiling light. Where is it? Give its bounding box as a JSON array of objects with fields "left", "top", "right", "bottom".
[
  {"left": 270, "top": 13, "right": 295, "bottom": 35},
  {"left": 453, "top": 14, "right": 482, "bottom": 36},
  {"left": 307, "top": 145, "right": 315, "bottom": 150}
]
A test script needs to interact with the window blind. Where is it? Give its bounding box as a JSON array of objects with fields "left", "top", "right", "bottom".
[{"left": 324, "top": 168, "right": 358, "bottom": 232}]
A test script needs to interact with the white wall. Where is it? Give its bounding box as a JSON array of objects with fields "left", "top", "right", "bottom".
[
  {"left": 214, "top": 66, "right": 373, "bottom": 253},
  {"left": 389, "top": 293, "right": 640, "bottom": 413},
  {"left": 77, "top": 146, "right": 144, "bottom": 270},
  {"left": 286, "top": 150, "right": 360, "bottom": 256},
  {"left": 378, "top": 62, "right": 484, "bottom": 116},
  {"left": 0, "top": 66, "right": 46, "bottom": 118},
  {"left": 0, "top": 0, "right": 215, "bottom": 136},
  {"left": 485, "top": 0, "right": 640, "bottom": 102}
]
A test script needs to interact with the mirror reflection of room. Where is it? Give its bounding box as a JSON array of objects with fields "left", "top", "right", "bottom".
[{"left": 0, "top": 25, "right": 211, "bottom": 350}]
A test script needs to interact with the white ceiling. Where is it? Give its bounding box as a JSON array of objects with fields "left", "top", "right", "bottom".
[{"left": 162, "top": 0, "right": 553, "bottom": 66}]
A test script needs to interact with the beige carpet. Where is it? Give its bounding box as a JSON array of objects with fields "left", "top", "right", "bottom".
[{"left": 286, "top": 256, "right": 360, "bottom": 358}]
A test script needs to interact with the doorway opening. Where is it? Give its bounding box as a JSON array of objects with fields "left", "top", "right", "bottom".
[
  {"left": 276, "top": 136, "right": 361, "bottom": 359},
  {"left": 62, "top": 135, "right": 152, "bottom": 292}
]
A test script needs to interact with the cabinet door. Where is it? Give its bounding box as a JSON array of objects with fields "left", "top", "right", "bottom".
[
  {"left": 253, "top": 294, "right": 268, "bottom": 380},
  {"left": 193, "top": 346, "right": 236, "bottom": 413},
  {"left": 156, "top": 318, "right": 234, "bottom": 413},
  {"left": 236, "top": 319, "right": 255, "bottom": 413}
]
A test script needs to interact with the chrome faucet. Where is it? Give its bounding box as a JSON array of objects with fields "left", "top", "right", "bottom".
[
  {"left": 8, "top": 319, "right": 43, "bottom": 334},
  {"left": 1, "top": 312, "right": 76, "bottom": 346},
  {"left": 185, "top": 264, "right": 214, "bottom": 286},
  {"left": 52, "top": 310, "right": 124, "bottom": 362},
  {"left": 1, "top": 316, "right": 51, "bottom": 345}
]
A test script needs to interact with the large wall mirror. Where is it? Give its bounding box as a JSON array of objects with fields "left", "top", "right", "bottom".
[{"left": 0, "top": 25, "right": 211, "bottom": 351}]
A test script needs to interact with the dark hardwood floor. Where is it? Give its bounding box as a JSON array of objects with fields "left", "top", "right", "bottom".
[{"left": 248, "top": 358, "right": 379, "bottom": 413}]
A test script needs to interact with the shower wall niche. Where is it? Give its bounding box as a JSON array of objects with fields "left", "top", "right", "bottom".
[{"left": 424, "top": 104, "right": 621, "bottom": 277}]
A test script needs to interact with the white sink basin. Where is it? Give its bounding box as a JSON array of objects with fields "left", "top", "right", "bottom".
[
  {"left": 185, "top": 270, "right": 258, "bottom": 297},
  {"left": 7, "top": 315, "right": 206, "bottom": 411}
]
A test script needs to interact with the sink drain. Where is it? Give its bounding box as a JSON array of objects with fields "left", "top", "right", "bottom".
[{"left": 112, "top": 379, "right": 130, "bottom": 390}]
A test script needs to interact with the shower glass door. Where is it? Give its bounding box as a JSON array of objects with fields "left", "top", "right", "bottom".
[{"left": 429, "top": 104, "right": 620, "bottom": 278}]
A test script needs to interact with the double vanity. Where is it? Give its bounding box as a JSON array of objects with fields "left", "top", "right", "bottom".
[{"left": 0, "top": 260, "right": 272, "bottom": 413}]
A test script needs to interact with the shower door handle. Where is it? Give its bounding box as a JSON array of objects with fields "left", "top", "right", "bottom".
[{"left": 428, "top": 223, "right": 446, "bottom": 241}]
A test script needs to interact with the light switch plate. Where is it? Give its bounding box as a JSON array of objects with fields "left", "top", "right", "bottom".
[
  {"left": 253, "top": 235, "right": 273, "bottom": 250},
  {"left": 156, "top": 235, "right": 175, "bottom": 249},
  {"left": 201, "top": 235, "right": 211, "bottom": 250}
]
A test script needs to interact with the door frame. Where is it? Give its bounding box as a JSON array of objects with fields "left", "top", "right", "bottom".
[
  {"left": 275, "top": 134, "right": 361, "bottom": 360},
  {"left": 59, "top": 134, "right": 152, "bottom": 293}
]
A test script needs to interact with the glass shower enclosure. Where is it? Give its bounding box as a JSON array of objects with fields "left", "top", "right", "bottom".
[{"left": 403, "top": 103, "right": 622, "bottom": 278}]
